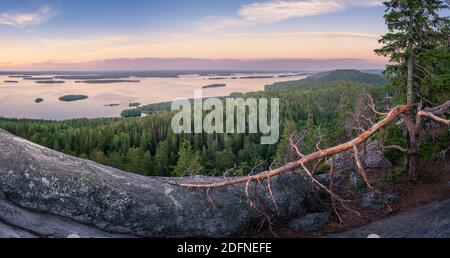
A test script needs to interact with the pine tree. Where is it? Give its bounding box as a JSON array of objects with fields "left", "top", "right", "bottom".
[
  {"left": 154, "top": 140, "right": 171, "bottom": 176},
  {"left": 274, "top": 121, "right": 297, "bottom": 165},
  {"left": 375, "top": 0, "right": 450, "bottom": 178},
  {"left": 172, "top": 139, "right": 202, "bottom": 177}
]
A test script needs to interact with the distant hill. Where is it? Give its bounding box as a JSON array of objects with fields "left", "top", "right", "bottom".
[{"left": 265, "top": 69, "right": 387, "bottom": 91}]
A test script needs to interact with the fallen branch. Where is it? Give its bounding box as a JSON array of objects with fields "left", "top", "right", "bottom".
[
  {"left": 174, "top": 105, "right": 409, "bottom": 189},
  {"left": 367, "top": 93, "right": 389, "bottom": 116},
  {"left": 418, "top": 111, "right": 450, "bottom": 126},
  {"left": 384, "top": 145, "right": 409, "bottom": 153},
  {"left": 352, "top": 145, "right": 374, "bottom": 190}
]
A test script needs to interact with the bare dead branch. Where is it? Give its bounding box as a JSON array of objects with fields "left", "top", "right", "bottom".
[
  {"left": 267, "top": 177, "right": 280, "bottom": 213},
  {"left": 311, "top": 157, "right": 325, "bottom": 174},
  {"left": 174, "top": 105, "right": 409, "bottom": 189},
  {"left": 289, "top": 135, "right": 305, "bottom": 158},
  {"left": 328, "top": 157, "right": 343, "bottom": 224},
  {"left": 352, "top": 145, "right": 374, "bottom": 191},
  {"left": 418, "top": 111, "right": 450, "bottom": 126},
  {"left": 384, "top": 145, "right": 409, "bottom": 153},
  {"left": 367, "top": 93, "right": 389, "bottom": 116},
  {"left": 223, "top": 164, "right": 237, "bottom": 182},
  {"left": 300, "top": 162, "right": 349, "bottom": 203},
  {"left": 353, "top": 145, "right": 393, "bottom": 212},
  {"left": 361, "top": 115, "right": 375, "bottom": 126},
  {"left": 427, "top": 101, "right": 450, "bottom": 115},
  {"left": 245, "top": 179, "right": 256, "bottom": 208},
  {"left": 353, "top": 126, "right": 366, "bottom": 133},
  {"left": 316, "top": 135, "right": 324, "bottom": 151},
  {"left": 206, "top": 187, "right": 217, "bottom": 209}
]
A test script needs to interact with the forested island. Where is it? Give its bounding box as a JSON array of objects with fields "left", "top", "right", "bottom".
[
  {"left": 239, "top": 75, "right": 275, "bottom": 79},
  {"left": 3, "top": 80, "right": 18, "bottom": 83},
  {"left": 23, "top": 77, "right": 54, "bottom": 81},
  {"left": 35, "top": 80, "right": 65, "bottom": 84},
  {"left": 75, "top": 79, "right": 141, "bottom": 84},
  {"left": 202, "top": 83, "right": 226, "bottom": 89},
  {"left": 58, "top": 95, "right": 89, "bottom": 102}
]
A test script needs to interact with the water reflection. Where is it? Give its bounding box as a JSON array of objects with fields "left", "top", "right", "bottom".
[{"left": 0, "top": 73, "right": 306, "bottom": 120}]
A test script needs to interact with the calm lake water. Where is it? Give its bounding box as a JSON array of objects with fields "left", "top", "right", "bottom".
[{"left": 0, "top": 73, "right": 306, "bottom": 120}]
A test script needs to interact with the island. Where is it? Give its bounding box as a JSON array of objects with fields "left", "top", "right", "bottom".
[
  {"left": 199, "top": 73, "right": 236, "bottom": 77},
  {"left": 59, "top": 95, "right": 89, "bottom": 102},
  {"left": 23, "top": 77, "right": 55, "bottom": 81},
  {"left": 202, "top": 84, "right": 226, "bottom": 89},
  {"left": 278, "top": 73, "right": 309, "bottom": 78},
  {"left": 8, "top": 75, "right": 32, "bottom": 78},
  {"left": 207, "top": 77, "right": 228, "bottom": 80},
  {"left": 239, "top": 76, "right": 275, "bottom": 79},
  {"left": 4, "top": 80, "right": 18, "bottom": 83},
  {"left": 35, "top": 98, "right": 44, "bottom": 103},
  {"left": 120, "top": 108, "right": 142, "bottom": 117},
  {"left": 35, "top": 80, "right": 66, "bottom": 84},
  {"left": 55, "top": 75, "right": 130, "bottom": 80},
  {"left": 128, "top": 102, "right": 141, "bottom": 107},
  {"left": 75, "top": 79, "right": 141, "bottom": 84}
]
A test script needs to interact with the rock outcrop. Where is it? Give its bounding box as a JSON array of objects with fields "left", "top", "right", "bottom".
[
  {"left": 330, "top": 140, "right": 392, "bottom": 188},
  {"left": 332, "top": 140, "right": 392, "bottom": 173},
  {"left": 333, "top": 199, "right": 450, "bottom": 238},
  {"left": 0, "top": 129, "right": 309, "bottom": 238}
]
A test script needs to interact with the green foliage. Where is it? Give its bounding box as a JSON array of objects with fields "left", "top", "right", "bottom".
[
  {"left": 383, "top": 124, "right": 408, "bottom": 164},
  {"left": 419, "top": 130, "right": 450, "bottom": 161},
  {"left": 375, "top": 0, "right": 450, "bottom": 105},
  {"left": 172, "top": 139, "right": 203, "bottom": 177},
  {"left": 154, "top": 140, "right": 171, "bottom": 176}
]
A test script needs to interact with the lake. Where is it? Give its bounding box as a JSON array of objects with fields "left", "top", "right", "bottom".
[{"left": 0, "top": 72, "right": 307, "bottom": 120}]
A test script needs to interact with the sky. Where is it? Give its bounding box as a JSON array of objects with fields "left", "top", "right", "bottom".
[{"left": 0, "top": 0, "right": 390, "bottom": 70}]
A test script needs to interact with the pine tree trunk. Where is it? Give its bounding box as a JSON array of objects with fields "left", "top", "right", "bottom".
[
  {"left": 405, "top": 55, "right": 419, "bottom": 179},
  {"left": 406, "top": 132, "right": 419, "bottom": 179},
  {"left": 407, "top": 55, "right": 414, "bottom": 106}
]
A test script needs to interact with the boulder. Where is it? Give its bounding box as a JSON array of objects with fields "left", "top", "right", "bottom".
[
  {"left": 0, "top": 129, "right": 310, "bottom": 238},
  {"left": 364, "top": 141, "right": 392, "bottom": 169},
  {"left": 332, "top": 199, "right": 450, "bottom": 238},
  {"left": 328, "top": 141, "right": 392, "bottom": 189},
  {"left": 314, "top": 174, "right": 343, "bottom": 191},
  {"left": 330, "top": 141, "right": 392, "bottom": 174},
  {"left": 362, "top": 191, "right": 398, "bottom": 211}
]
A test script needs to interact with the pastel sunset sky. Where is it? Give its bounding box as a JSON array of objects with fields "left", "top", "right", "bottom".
[{"left": 0, "top": 0, "right": 389, "bottom": 70}]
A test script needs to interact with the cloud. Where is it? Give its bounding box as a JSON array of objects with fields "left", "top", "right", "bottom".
[
  {"left": 0, "top": 6, "right": 55, "bottom": 28},
  {"left": 198, "top": 0, "right": 384, "bottom": 31}
]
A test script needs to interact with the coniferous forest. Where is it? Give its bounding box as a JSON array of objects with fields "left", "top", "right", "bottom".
[
  {"left": 0, "top": 80, "right": 383, "bottom": 177},
  {"left": 1, "top": 76, "right": 448, "bottom": 178}
]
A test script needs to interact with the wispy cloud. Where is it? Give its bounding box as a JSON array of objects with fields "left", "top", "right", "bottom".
[
  {"left": 198, "top": 0, "right": 384, "bottom": 31},
  {"left": 0, "top": 6, "right": 55, "bottom": 28}
]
